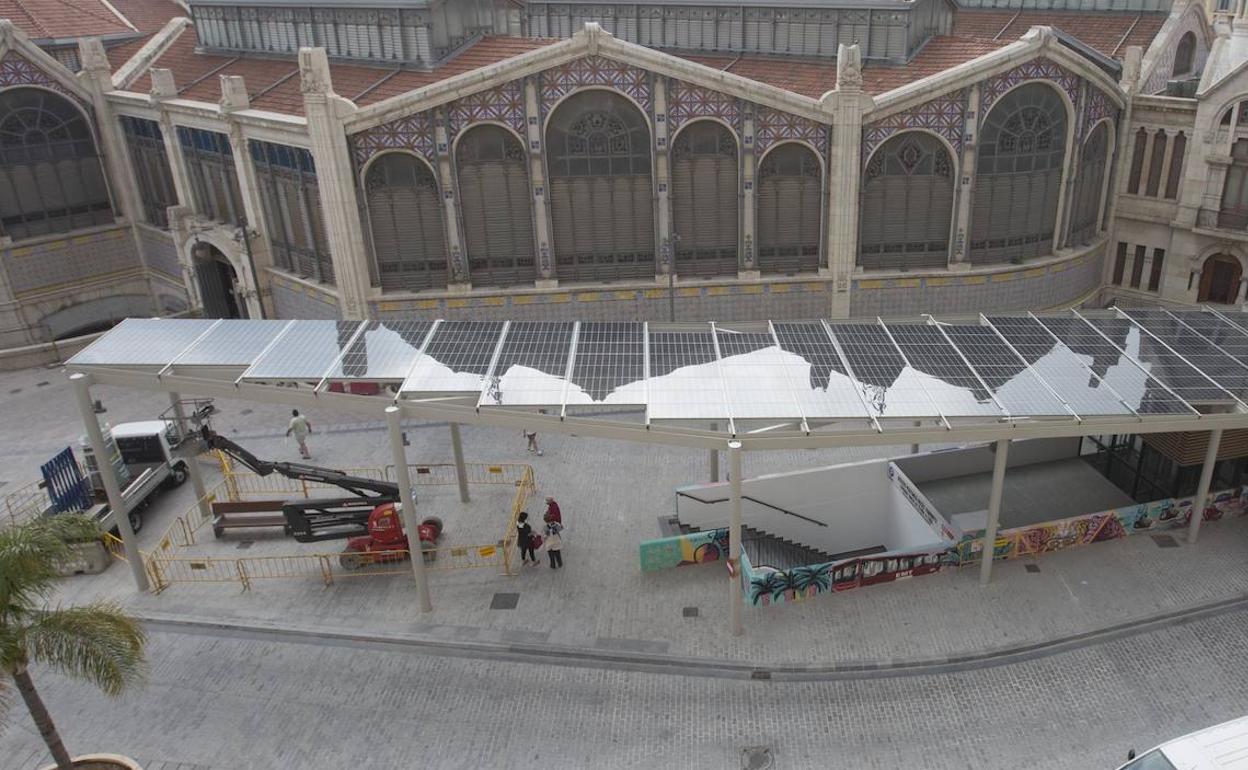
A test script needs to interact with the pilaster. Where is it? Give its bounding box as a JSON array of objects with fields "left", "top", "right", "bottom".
[
  {"left": 524, "top": 77, "right": 555, "bottom": 283},
  {"left": 1058, "top": 81, "right": 1087, "bottom": 250},
  {"left": 220, "top": 75, "right": 270, "bottom": 319},
  {"left": 826, "top": 45, "right": 867, "bottom": 317},
  {"left": 433, "top": 107, "right": 468, "bottom": 287},
  {"left": 741, "top": 105, "right": 757, "bottom": 273},
  {"left": 654, "top": 76, "right": 673, "bottom": 279},
  {"left": 1107, "top": 46, "right": 1145, "bottom": 271},
  {"left": 951, "top": 84, "right": 980, "bottom": 267},
  {"left": 151, "top": 69, "right": 202, "bottom": 314},
  {"left": 299, "top": 47, "right": 371, "bottom": 320}
]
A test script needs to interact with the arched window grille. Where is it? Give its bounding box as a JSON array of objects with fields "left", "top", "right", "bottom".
[
  {"left": 454, "top": 125, "right": 535, "bottom": 288},
  {"left": 250, "top": 140, "right": 333, "bottom": 283},
  {"left": 756, "top": 142, "right": 822, "bottom": 274},
  {"left": 546, "top": 90, "right": 654, "bottom": 282},
  {"left": 0, "top": 87, "right": 112, "bottom": 240},
  {"left": 119, "top": 116, "right": 176, "bottom": 229},
  {"left": 858, "top": 132, "right": 953, "bottom": 269},
  {"left": 177, "top": 126, "right": 243, "bottom": 226},
  {"left": 969, "top": 83, "right": 1068, "bottom": 264},
  {"left": 671, "top": 121, "right": 738, "bottom": 277},
  {"left": 1174, "top": 32, "right": 1196, "bottom": 77},
  {"left": 1067, "top": 122, "right": 1110, "bottom": 246},
  {"left": 364, "top": 152, "right": 448, "bottom": 291}
]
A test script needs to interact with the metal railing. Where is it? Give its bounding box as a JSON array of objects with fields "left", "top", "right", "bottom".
[{"left": 2, "top": 478, "right": 49, "bottom": 526}]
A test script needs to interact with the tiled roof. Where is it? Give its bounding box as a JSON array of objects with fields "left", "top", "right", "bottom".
[
  {"left": 951, "top": 9, "right": 1167, "bottom": 60},
  {"left": 0, "top": 0, "right": 134, "bottom": 41},
  {"left": 102, "top": 0, "right": 186, "bottom": 68}
]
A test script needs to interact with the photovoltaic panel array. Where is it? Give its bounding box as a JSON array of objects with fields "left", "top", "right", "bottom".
[
  {"left": 1118, "top": 309, "right": 1248, "bottom": 398},
  {"left": 940, "top": 324, "right": 1069, "bottom": 417},
  {"left": 242, "top": 321, "right": 364, "bottom": 380},
  {"left": 479, "top": 322, "right": 575, "bottom": 407},
  {"left": 829, "top": 323, "right": 938, "bottom": 419},
  {"left": 1166, "top": 310, "right": 1248, "bottom": 360},
  {"left": 647, "top": 327, "right": 725, "bottom": 420},
  {"left": 320, "top": 320, "right": 434, "bottom": 381},
  {"left": 173, "top": 320, "right": 292, "bottom": 367},
  {"left": 772, "top": 321, "right": 871, "bottom": 421},
  {"left": 565, "top": 322, "right": 645, "bottom": 406},
  {"left": 402, "top": 321, "right": 505, "bottom": 394},
  {"left": 1216, "top": 310, "right": 1248, "bottom": 335},
  {"left": 1075, "top": 315, "right": 1231, "bottom": 404},
  {"left": 715, "top": 327, "right": 801, "bottom": 421},
  {"left": 69, "top": 318, "right": 221, "bottom": 367},
  {"left": 884, "top": 323, "right": 1002, "bottom": 418}
]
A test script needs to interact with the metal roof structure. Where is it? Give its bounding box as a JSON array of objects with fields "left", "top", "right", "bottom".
[{"left": 66, "top": 307, "right": 1248, "bottom": 450}]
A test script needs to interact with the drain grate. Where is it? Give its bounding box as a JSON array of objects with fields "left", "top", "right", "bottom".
[
  {"left": 741, "top": 746, "right": 774, "bottom": 770},
  {"left": 682, "top": 606, "right": 699, "bottom": 618},
  {"left": 490, "top": 592, "right": 520, "bottom": 610},
  {"left": 35, "top": 381, "right": 49, "bottom": 387},
  {"left": 1024, "top": 564, "right": 1040, "bottom": 573},
  {"left": 236, "top": 540, "right": 254, "bottom": 550},
  {"left": 1152, "top": 534, "right": 1180, "bottom": 549}
]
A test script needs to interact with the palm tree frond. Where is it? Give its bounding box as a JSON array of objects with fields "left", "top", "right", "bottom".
[{"left": 25, "top": 602, "right": 147, "bottom": 697}]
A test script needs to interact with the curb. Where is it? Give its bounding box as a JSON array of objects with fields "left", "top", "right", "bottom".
[{"left": 133, "top": 591, "right": 1248, "bottom": 682}]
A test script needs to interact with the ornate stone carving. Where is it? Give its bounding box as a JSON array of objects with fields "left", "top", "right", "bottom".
[
  {"left": 446, "top": 81, "right": 527, "bottom": 142},
  {"left": 666, "top": 79, "right": 741, "bottom": 133},
  {"left": 979, "top": 58, "right": 1079, "bottom": 119},
  {"left": 349, "top": 111, "right": 436, "bottom": 168},
  {"left": 837, "top": 43, "right": 863, "bottom": 92},
  {"left": 540, "top": 56, "right": 652, "bottom": 117},
  {"left": 862, "top": 89, "right": 967, "bottom": 163},
  {"left": 754, "top": 105, "right": 829, "bottom": 156}
]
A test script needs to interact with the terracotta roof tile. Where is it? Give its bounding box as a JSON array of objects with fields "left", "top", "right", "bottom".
[
  {"left": 952, "top": 9, "right": 1167, "bottom": 59},
  {"left": 0, "top": 0, "right": 133, "bottom": 41}
]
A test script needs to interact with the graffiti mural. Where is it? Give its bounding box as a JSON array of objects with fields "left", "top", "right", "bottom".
[
  {"left": 638, "top": 527, "right": 730, "bottom": 572},
  {"left": 740, "top": 547, "right": 944, "bottom": 607}
]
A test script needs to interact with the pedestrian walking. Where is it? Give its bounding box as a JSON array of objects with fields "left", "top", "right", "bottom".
[
  {"left": 286, "top": 409, "right": 312, "bottom": 459},
  {"left": 517, "top": 511, "right": 538, "bottom": 566},
  {"left": 523, "top": 428, "right": 542, "bottom": 455},
  {"left": 544, "top": 518, "right": 563, "bottom": 569},
  {"left": 544, "top": 496, "right": 562, "bottom": 525}
]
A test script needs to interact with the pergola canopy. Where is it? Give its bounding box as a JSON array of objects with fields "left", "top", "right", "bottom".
[{"left": 67, "top": 308, "right": 1248, "bottom": 442}]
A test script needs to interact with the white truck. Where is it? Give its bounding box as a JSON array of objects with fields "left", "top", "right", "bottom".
[{"left": 81, "top": 419, "right": 191, "bottom": 534}]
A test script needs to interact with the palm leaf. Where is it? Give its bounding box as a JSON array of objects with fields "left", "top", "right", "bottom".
[
  {"left": 0, "top": 515, "right": 102, "bottom": 626},
  {"left": 24, "top": 602, "right": 147, "bottom": 697}
]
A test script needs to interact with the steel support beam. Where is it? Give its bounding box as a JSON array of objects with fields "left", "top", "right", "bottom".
[
  {"left": 1188, "top": 428, "right": 1224, "bottom": 544},
  {"left": 979, "top": 438, "right": 1010, "bottom": 586},
  {"left": 449, "top": 422, "right": 470, "bottom": 504},
  {"left": 71, "top": 373, "right": 148, "bottom": 591},
  {"left": 386, "top": 406, "right": 432, "bottom": 612},
  {"left": 728, "top": 440, "right": 743, "bottom": 637}
]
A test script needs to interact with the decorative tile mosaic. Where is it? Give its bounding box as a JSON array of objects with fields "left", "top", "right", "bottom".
[
  {"left": 445, "top": 81, "right": 527, "bottom": 142},
  {"left": 754, "top": 105, "right": 828, "bottom": 156},
  {"left": 863, "top": 89, "right": 967, "bottom": 163},
  {"left": 980, "top": 58, "right": 1079, "bottom": 119},
  {"left": 349, "top": 110, "right": 436, "bottom": 169},
  {"left": 540, "top": 56, "right": 652, "bottom": 116},
  {"left": 666, "top": 79, "right": 741, "bottom": 133}
]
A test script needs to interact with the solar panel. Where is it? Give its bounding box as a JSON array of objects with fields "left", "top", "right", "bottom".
[
  {"left": 172, "top": 320, "right": 291, "bottom": 367},
  {"left": 1075, "top": 315, "right": 1231, "bottom": 404},
  {"left": 940, "top": 324, "right": 1069, "bottom": 417},
  {"left": 647, "top": 327, "right": 726, "bottom": 421},
  {"left": 1166, "top": 310, "right": 1248, "bottom": 361},
  {"left": 68, "top": 318, "right": 220, "bottom": 367},
  {"left": 828, "top": 323, "right": 940, "bottom": 419},
  {"left": 565, "top": 322, "right": 645, "bottom": 406},
  {"left": 242, "top": 321, "right": 364, "bottom": 380},
  {"left": 1029, "top": 316, "right": 1199, "bottom": 413},
  {"left": 479, "top": 322, "right": 575, "bottom": 407},
  {"left": 715, "top": 327, "right": 803, "bottom": 421},
  {"left": 1215, "top": 309, "right": 1248, "bottom": 335},
  {"left": 399, "top": 321, "right": 505, "bottom": 395},
  {"left": 1120, "top": 309, "right": 1248, "bottom": 397},
  {"left": 321, "top": 320, "right": 434, "bottom": 381},
  {"left": 884, "top": 323, "right": 1003, "bottom": 418},
  {"left": 772, "top": 321, "right": 871, "bottom": 420},
  {"left": 984, "top": 316, "right": 1153, "bottom": 416}
]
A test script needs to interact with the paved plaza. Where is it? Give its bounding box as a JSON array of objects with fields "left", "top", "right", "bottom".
[{"left": 4, "top": 364, "right": 1248, "bottom": 767}]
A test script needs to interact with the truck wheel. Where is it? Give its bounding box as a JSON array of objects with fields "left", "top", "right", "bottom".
[
  {"left": 339, "top": 552, "right": 364, "bottom": 570},
  {"left": 170, "top": 463, "right": 188, "bottom": 487},
  {"left": 128, "top": 510, "right": 143, "bottom": 534}
]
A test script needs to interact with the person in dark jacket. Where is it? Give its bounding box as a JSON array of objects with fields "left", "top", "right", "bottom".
[{"left": 517, "top": 511, "right": 537, "bottom": 566}]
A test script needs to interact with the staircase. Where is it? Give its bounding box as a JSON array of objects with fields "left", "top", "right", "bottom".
[{"left": 677, "top": 521, "right": 838, "bottom": 571}]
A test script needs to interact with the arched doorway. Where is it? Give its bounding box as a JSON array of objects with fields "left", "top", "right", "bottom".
[
  {"left": 192, "top": 242, "right": 247, "bottom": 319},
  {"left": 1198, "top": 254, "right": 1243, "bottom": 304}
]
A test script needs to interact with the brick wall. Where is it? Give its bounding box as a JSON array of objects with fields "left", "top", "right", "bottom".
[{"left": 3, "top": 225, "right": 141, "bottom": 295}]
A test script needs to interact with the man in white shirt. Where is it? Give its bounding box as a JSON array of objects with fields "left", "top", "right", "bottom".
[{"left": 286, "top": 409, "right": 312, "bottom": 459}]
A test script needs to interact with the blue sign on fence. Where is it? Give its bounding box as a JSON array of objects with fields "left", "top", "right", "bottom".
[{"left": 41, "top": 447, "right": 91, "bottom": 514}]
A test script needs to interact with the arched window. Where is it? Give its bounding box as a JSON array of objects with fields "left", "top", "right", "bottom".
[
  {"left": 364, "top": 152, "right": 448, "bottom": 291},
  {"left": 455, "top": 125, "right": 535, "bottom": 287},
  {"left": 1174, "top": 32, "right": 1196, "bottom": 77},
  {"left": 546, "top": 90, "right": 654, "bottom": 282},
  {"left": 1219, "top": 139, "right": 1248, "bottom": 230},
  {"left": 0, "top": 87, "right": 112, "bottom": 240},
  {"left": 970, "top": 82, "right": 1068, "bottom": 264},
  {"left": 671, "top": 121, "right": 738, "bottom": 277},
  {"left": 1067, "top": 122, "right": 1110, "bottom": 246},
  {"left": 757, "top": 143, "right": 821, "bottom": 274},
  {"left": 858, "top": 132, "right": 953, "bottom": 269}
]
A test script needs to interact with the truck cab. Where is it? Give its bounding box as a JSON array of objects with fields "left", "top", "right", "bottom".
[
  {"left": 81, "top": 420, "right": 190, "bottom": 534},
  {"left": 1116, "top": 715, "right": 1248, "bottom": 769}
]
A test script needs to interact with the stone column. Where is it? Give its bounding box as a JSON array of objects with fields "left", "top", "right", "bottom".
[
  {"left": 524, "top": 77, "right": 556, "bottom": 286},
  {"left": 220, "top": 75, "right": 270, "bottom": 320},
  {"left": 299, "top": 46, "right": 371, "bottom": 320},
  {"left": 1139, "top": 129, "right": 1157, "bottom": 194},
  {"left": 654, "top": 76, "right": 674, "bottom": 280},
  {"left": 825, "top": 44, "right": 869, "bottom": 318},
  {"left": 1105, "top": 47, "right": 1144, "bottom": 284},
  {"left": 434, "top": 107, "right": 469, "bottom": 288},
  {"left": 1057, "top": 81, "right": 1087, "bottom": 249},
  {"left": 950, "top": 84, "right": 980, "bottom": 268},
  {"left": 740, "top": 104, "right": 757, "bottom": 274},
  {"left": 1158, "top": 129, "right": 1177, "bottom": 197},
  {"left": 150, "top": 70, "right": 204, "bottom": 313}
]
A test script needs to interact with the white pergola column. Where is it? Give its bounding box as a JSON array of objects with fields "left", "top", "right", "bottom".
[
  {"left": 386, "top": 406, "right": 431, "bottom": 612},
  {"left": 71, "top": 373, "right": 148, "bottom": 591},
  {"left": 449, "top": 422, "right": 469, "bottom": 503},
  {"left": 1188, "top": 429, "right": 1223, "bottom": 544},
  {"left": 728, "top": 439, "right": 743, "bottom": 636},
  {"left": 709, "top": 422, "right": 719, "bottom": 482},
  {"left": 979, "top": 438, "right": 1010, "bottom": 585}
]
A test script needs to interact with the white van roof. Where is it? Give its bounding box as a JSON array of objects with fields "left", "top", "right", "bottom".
[
  {"left": 1158, "top": 716, "right": 1248, "bottom": 768},
  {"left": 109, "top": 420, "right": 171, "bottom": 439}
]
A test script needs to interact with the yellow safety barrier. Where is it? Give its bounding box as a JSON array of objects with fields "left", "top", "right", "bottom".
[{"left": 101, "top": 532, "right": 127, "bottom": 563}]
